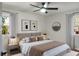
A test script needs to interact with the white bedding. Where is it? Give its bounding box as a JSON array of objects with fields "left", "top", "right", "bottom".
[
  {"left": 19, "top": 40, "right": 78, "bottom": 56},
  {"left": 43, "top": 44, "right": 70, "bottom": 56},
  {"left": 19, "top": 40, "right": 53, "bottom": 55},
  {"left": 63, "top": 51, "right": 79, "bottom": 56}
]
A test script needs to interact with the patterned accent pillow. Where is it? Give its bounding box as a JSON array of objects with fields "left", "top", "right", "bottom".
[
  {"left": 30, "top": 36, "right": 37, "bottom": 42},
  {"left": 37, "top": 36, "right": 43, "bottom": 41}
]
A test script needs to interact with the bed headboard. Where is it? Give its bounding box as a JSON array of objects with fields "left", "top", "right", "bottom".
[{"left": 17, "top": 32, "right": 41, "bottom": 41}]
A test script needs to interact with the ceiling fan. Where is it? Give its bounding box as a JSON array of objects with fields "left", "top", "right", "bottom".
[{"left": 30, "top": 2, "right": 58, "bottom": 14}]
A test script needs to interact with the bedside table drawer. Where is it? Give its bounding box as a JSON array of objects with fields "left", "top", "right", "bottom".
[{"left": 7, "top": 45, "right": 20, "bottom": 55}]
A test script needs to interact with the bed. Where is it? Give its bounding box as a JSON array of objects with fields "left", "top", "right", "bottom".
[
  {"left": 19, "top": 39, "right": 79, "bottom": 56},
  {"left": 17, "top": 33, "right": 79, "bottom": 56}
]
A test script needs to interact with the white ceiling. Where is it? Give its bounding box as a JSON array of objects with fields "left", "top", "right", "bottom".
[{"left": 2, "top": 2, "right": 79, "bottom": 15}]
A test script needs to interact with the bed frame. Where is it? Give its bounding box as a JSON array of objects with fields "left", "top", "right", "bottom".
[{"left": 17, "top": 32, "right": 41, "bottom": 41}]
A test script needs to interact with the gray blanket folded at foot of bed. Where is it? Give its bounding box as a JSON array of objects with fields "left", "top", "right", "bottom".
[{"left": 29, "top": 41, "right": 70, "bottom": 56}]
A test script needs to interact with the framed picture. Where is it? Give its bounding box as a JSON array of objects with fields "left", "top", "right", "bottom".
[
  {"left": 31, "top": 20, "right": 38, "bottom": 31},
  {"left": 21, "top": 20, "right": 30, "bottom": 31}
]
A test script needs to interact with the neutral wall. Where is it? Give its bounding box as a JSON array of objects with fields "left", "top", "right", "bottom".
[
  {"left": 45, "top": 10, "right": 79, "bottom": 47},
  {"left": 16, "top": 12, "right": 46, "bottom": 34},
  {"left": 3, "top": 3, "right": 79, "bottom": 52},
  {"left": 45, "top": 13, "right": 66, "bottom": 42},
  {"left": 2, "top": 8, "right": 47, "bottom": 36},
  {"left": 2, "top": 8, "right": 47, "bottom": 53},
  {"left": 3, "top": 8, "right": 67, "bottom": 43}
]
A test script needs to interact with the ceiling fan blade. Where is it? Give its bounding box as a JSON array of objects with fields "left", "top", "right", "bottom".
[
  {"left": 33, "top": 8, "right": 42, "bottom": 12},
  {"left": 46, "top": 8, "right": 58, "bottom": 10},
  {"left": 30, "top": 4, "right": 41, "bottom": 8}
]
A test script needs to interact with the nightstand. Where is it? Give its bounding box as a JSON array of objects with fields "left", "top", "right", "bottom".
[{"left": 7, "top": 45, "right": 20, "bottom": 56}]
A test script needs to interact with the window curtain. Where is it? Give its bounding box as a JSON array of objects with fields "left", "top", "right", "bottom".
[
  {"left": 66, "top": 13, "right": 76, "bottom": 49},
  {"left": 9, "top": 13, "right": 17, "bottom": 37},
  {"left": 0, "top": 2, "right": 2, "bottom": 56}
]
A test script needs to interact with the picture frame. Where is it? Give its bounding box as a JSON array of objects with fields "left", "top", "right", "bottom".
[
  {"left": 31, "top": 20, "right": 38, "bottom": 31},
  {"left": 21, "top": 19, "right": 30, "bottom": 31}
]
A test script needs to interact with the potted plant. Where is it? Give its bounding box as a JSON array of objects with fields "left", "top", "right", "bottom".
[
  {"left": 2, "top": 25, "right": 8, "bottom": 34},
  {"left": 2, "top": 17, "right": 8, "bottom": 35}
]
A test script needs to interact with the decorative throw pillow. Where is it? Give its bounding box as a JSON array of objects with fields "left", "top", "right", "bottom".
[
  {"left": 37, "top": 36, "right": 43, "bottom": 41},
  {"left": 24, "top": 37, "right": 30, "bottom": 43},
  {"left": 21, "top": 37, "right": 30, "bottom": 43},
  {"left": 30, "top": 36, "right": 37, "bottom": 42},
  {"left": 41, "top": 35, "right": 48, "bottom": 40}
]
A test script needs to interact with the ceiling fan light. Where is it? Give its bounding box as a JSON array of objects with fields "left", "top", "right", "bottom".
[
  {"left": 44, "top": 2, "right": 48, "bottom": 8},
  {"left": 40, "top": 9, "right": 46, "bottom": 13}
]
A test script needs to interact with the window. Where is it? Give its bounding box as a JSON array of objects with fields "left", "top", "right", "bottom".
[
  {"left": 73, "top": 14, "right": 79, "bottom": 34},
  {"left": 2, "top": 12, "right": 10, "bottom": 34}
]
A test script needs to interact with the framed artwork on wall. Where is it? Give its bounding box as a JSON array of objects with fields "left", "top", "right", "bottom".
[
  {"left": 21, "top": 19, "right": 30, "bottom": 31},
  {"left": 31, "top": 20, "right": 38, "bottom": 31}
]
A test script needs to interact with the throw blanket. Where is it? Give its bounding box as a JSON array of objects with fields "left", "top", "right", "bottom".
[{"left": 29, "top": 41, "right": 64, "bottom": 56}]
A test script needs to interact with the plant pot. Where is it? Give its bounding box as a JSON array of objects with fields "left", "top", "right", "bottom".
[{"left": 1, "top": 34, "right": 9, "bottom": 52}]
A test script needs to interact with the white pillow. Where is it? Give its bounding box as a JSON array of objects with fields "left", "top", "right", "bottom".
[{"left": 23, "top": 37, "right": 30, "bottom": 43}]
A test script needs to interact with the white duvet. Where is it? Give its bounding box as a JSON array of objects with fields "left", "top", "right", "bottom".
[
  {"left": 19, "top": 40, "right": 78, "bottom": 56},
  {"left": 19, "top": 40, "right": 53, "bottom": 55}
]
